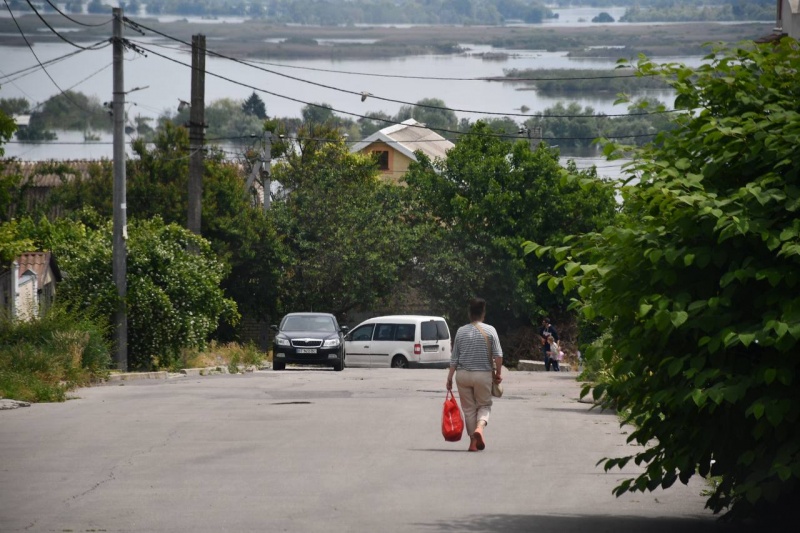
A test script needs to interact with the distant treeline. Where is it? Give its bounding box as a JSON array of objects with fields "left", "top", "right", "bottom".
[
  {"left": 124, "top": 0, "right": 555, "bottom": 25},
  {"left": 10, "top": 1, "right": 775, "bottom": 24},
  {"left": 502, "top": 69, "right": 670, "bottom": 95},
  {"left": 2, "top": 89, "right": 675, "bottom": 150}
]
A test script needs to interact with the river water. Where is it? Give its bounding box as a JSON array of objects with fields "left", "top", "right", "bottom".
[{"left": 1, "top": 6, "right": 721, "bottom": 169}]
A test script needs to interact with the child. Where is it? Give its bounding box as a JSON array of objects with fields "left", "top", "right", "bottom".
[{"left": 546, "top": 333, "right": 561, "bottom": 372}]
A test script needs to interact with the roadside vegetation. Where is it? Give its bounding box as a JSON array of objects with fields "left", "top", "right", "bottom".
[
  {"left": 527, "top": 39, "right": 800, "bottom": 523},
  {"left": 0, "top": 309, "right": 111, "bottom": 402}
]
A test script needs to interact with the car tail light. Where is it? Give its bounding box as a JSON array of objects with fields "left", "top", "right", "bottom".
[{"left": 414, "top": 343, "right": 421, "bottom": 355}]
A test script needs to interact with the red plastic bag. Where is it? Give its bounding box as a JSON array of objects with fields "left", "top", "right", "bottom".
[{"left": 442, "top": 390, "right": 464, "bottom": 442}]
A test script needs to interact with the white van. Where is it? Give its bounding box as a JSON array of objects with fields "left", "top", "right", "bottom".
[{"left": 345, "top": 315, "right": 451, "bottom": 368}]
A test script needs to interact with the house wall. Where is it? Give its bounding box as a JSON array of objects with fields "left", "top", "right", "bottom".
[
  {"left": 16, "top": 273, "right": 37, "bottom": 321},
  {"left": 783, "top": 0, "right": 800, "bottom": 38},
  {"left": 363, "top": 142, "right": 414, "bottom": 182}
]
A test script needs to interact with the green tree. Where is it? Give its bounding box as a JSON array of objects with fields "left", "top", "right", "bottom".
[
  {"left": 395, "top": 98, "right": 458, "bottom": 134},
  {"left": 301, "top": 102, "right": 335, "bottom": 125},
  {"left": 34, "top": 91, "right": 110, "bottom": 131},
  {"left": 242, "top": 91, "right": 268, "bottom": 119},
  {"left": 18, "top": 213, "right": 238, "bottom": 370},
  {"left": 0, "top": 109, "right": 21, "bottom": 223},
  {"left": 0, "top": 97, "right": 30, "bottom": 116},
  {"left": 49, "top": 123, "right": 284, "bottom": 329},
  {"left": 527, "top": 40, "right": 800, "bottom": 521},
  {"left": 404, "top": 121, "right": 617, "bottom": 346},
  {"left": 270, "top": 124, "right": 414, "bottom": 317}
]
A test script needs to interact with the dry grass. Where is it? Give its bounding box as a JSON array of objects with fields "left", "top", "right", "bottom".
[{"left": 176, "top": 341, "right": 268, "bottom": 371}]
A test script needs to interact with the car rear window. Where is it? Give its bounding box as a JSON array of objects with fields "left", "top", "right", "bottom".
[
  {"left": 421, "top": 321, "right": 441, "bottom": 341},
  {"left": 436, "top": 320, "right": 450, "bottom": 340}
]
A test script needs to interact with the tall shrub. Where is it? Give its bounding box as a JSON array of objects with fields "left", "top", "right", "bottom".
[
  {"left": 20, "top": 214, "right": 238, "bottom": 370},
  {"left": 526, "top": 40, "right": 800, "bottom": 520}
]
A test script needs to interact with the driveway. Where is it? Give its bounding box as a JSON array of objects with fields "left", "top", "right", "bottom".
[{"left": 0, "top": 368, "right": 745, "bottom": 532}]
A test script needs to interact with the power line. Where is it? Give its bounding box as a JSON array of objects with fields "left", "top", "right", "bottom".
[
  {"left": 43, "top": 0, "right": 113, "bottom": 27},
  {"left": 0, "top": 49, "right": 87, "bottom": 83},
  {"left": 24, "top": 0, "right": 111, "bottom": 51},
  {"left": 122, "top": 18, "right": 677, "bottom": 119},
  {"left": 126, "top": 40, "right": 670, "bottom": 142},
  {"left": 3, "top": 1, "right": 94, "bottom": 114}
]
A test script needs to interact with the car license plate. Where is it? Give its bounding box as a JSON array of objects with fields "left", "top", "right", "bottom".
[{"left": 296, "top": 348, "right": 317, "bottom": 354}]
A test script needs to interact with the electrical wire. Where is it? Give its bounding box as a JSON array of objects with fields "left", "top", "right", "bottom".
[
  {"left": 3, "top": 1, "right": 94, "bottom": 114},
  {"left": 122, "top": 18, "right": 676, "bottom": 119},
  {"left": 0, "top": 49, "right": 87, "bottom": 83},
  {"left": 24, "top": 0, "right": 111, "bottom": 51},
  {"left": 127, "top": 41, "right": 667, "bottom": 142},
  {"left": 43, "top": 0, "right": 113, "bottom": 27}
]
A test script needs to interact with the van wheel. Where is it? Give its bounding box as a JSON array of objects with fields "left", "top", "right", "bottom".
[
  {"left": 391, "top": 355, "right": 408, "bottom": 369},
  {"left": 273, "top": 361, "right": 285, "bottom": 371}
]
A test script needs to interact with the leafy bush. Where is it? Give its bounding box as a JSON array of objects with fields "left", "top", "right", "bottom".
[
  {"left": 18, "top": 213, "right": 239, "bottom": 371},
  {"left": 0, "top": 309, "right": 110, "bottom": 402},
  {"left": 526, "top": 40, "right": 800, "bottom": 521}
]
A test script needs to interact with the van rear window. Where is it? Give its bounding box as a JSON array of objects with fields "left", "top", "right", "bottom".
[
  {"left": 421, "top": 321, "right": 442, "bottom": 341},
  {"left": 436, "top": 321, "right": 450, "bottom": 340}
]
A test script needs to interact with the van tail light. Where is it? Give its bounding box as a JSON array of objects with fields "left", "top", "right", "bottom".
[{"left": 414, "top": 343, "right": 421, "bottom": 355}]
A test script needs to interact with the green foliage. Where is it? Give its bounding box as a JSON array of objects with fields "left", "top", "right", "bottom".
[
  {"left": 46, "top": 123, "right": 283, "bottom": 332},
  {"left": 403, "top": 121, "right": 617, "bottom": 343},
  {"left": 395, "top": 98, "right": 458, "bottom": 134},
  {"left": 34, "top": 91, "right": 111, "bottom": 132},
  {"left": 18, "top": 214, "right": 238, "bottom": 370},
  {"left": 242, "top": 91, "right": 268, "bottom": 119},
  {"left": 270, "top": 124, "right": 413, "bottom": 316},
  {"left": 620, "top": 1, "right": 773, "bottom": 22},
  {"left": 527, "top": 40, "right": 800, "bottom": 520},
  {"left": 0, "top": 220, "right": 34, "bottom": 263},
  {"left": 503, "top": 68, "right": 669, "bottom": 95},
  {"left": 0, "top": 108, "right": 16, "bottom": 156},
  {"left": 160, "top": 98, "right": 264, "bottom": 141},
  {"left": 0, "top": 97, "right": 30, "bottom": 116},
  {"left": 0, "top": 308, "right": 111, "bottom": 402}
]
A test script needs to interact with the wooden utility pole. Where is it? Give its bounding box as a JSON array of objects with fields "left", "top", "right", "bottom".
[
  {"left": 112, "top": 8, "right": 128, "bottom": 371},
  {"left": 188, "top": 34, "right": 206, "bottom": 235}
]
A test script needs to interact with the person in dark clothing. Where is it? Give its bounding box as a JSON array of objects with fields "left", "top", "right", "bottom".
[{"left": 540, "top": 318, "right": 559, "bottom": 371}]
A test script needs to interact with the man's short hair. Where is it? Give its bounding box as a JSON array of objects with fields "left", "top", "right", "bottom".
[{"left": 469, "top": 298, "right": 486, "bottom": 321}]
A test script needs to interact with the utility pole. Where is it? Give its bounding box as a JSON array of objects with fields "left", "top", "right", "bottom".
[
  {"left": 112, "top": 8, "right": 127, "bottom": 371},
  {"left": 244, "top": 132, "right": 273, "bottom": 210},
  {"left": 262, "top": 132, "right": 272, "bottom": 211},
  {"left": 188, "top": 34, "right": 206, "bottom": 235}
]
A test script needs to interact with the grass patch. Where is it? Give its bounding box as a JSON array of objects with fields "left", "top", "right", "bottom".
[
  {"left": 172, "top": 340, "right": 267, "bottom": 373},
  {"left": 0, "top": 309, "right": 111, "bottom": 402}
]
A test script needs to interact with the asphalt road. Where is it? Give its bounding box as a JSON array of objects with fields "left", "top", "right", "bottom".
[{"left": 0, "top": 368, "right": 748, "bottom": 532}]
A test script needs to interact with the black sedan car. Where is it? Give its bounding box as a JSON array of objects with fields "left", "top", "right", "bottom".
[{"left": 271, "top": 312, "right": 348, "bottom": 371}]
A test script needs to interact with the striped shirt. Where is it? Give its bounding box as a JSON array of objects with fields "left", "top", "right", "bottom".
[{"left": 450, "top": 322, "right": 503, "bottom": 371}]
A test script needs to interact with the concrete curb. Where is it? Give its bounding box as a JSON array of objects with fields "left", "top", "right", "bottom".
[
  {"left": 0, "top": 399, "right": 32, "bottom": 410},
  {"left": 106, "top": 371, "right": 169, "bottom": 382},
  {"left": 517, "top": 359, "right": 573, "bottom": 372}
]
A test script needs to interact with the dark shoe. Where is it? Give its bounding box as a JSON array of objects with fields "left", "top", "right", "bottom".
[{"left": 468, "top": 436, "right": 478, "bottom": 452}]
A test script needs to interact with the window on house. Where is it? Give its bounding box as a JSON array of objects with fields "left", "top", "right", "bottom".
[{"left": 373, "top": 150, "right": 389, "bottom": 170}]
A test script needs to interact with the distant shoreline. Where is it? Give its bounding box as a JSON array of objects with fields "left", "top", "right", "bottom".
[{"left": 0, "top": 15, "right": 772, "bottom": 60}]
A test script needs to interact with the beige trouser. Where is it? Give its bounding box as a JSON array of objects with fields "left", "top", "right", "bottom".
[{"left": 455, "top": 370, "right": 493, "bottom": 436}]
